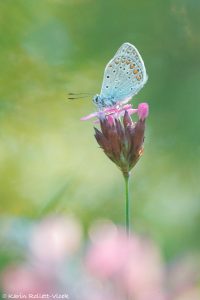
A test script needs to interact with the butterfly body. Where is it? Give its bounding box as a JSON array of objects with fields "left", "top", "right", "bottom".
[
  {"left": 93, "top": 42, "right": 148, "bottom": 110},
  {"left": 93, "top": 94, "right": 118, "bottom": 107}
]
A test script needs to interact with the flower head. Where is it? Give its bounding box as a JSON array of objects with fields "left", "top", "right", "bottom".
[{"left": 92, "top": 103, "right": 149, "bottom": 177}]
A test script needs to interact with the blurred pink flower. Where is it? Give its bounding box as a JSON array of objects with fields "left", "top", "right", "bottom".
[
  {"left": 86, "top": 222, "right": 167, "bottom": 300},
  {"left": 1, "top": 265, "right": 55, "bottom": 296},
  {"left": 121, "top": 237, "right": 166, "bottom": 300},
  {"left": 172, "top": 287, "right": 200, "bottom": 300},
  {"left": 168, "top": 255, "right": 200, "bottom": 300},
  {"left": 86, "top": 223, "right": 130, "bottom": 279},
  {"left": 30, "top": 215, "right": 82, "bottom": 265}
]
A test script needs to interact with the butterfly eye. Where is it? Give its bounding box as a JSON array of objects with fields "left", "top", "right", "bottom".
[{"left": 93, "top": 95, "right": 99, "bottom": 104}]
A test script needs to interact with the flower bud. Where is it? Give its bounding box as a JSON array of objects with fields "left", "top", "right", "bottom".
[
  {"left": 94, "top": 103, "right": 149, "bottom": 177},
  {"left": 137, "top": 103, "right": 149, "bottom": 121}
]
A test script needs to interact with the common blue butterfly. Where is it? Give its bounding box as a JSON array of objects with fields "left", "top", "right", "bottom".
[{"left": 93, "top": 42, "right": 148, "bottom": 110}]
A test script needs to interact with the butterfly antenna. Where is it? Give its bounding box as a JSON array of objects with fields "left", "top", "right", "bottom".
[
  {"left": 67, "top": 92, "right": 93, "bottom": 96},
  {"left": 67, "top": 92, "right": 93, "bottom": 100},
  {"left": 67, "top": 95, "right": 91, "bottom": 100}
]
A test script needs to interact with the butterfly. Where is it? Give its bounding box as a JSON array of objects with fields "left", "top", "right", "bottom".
[{"left": 93, "top": 42, "right": 148, "bottom": 110}]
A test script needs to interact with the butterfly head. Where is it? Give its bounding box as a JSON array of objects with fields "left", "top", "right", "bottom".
[{"left": 93, "top": 94, "right": 104, "bottom": 109}]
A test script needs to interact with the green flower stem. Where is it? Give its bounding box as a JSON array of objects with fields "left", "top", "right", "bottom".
[
  {"left": 124, "top": 173, "right": 130, "bottom": 235},
  {"left": 124, "top": 172, "right": 131, "bottom": 300}
]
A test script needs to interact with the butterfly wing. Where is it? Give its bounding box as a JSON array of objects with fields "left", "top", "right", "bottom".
[{"left": 100, "top": 42, "right": 148, "bottom": 105}]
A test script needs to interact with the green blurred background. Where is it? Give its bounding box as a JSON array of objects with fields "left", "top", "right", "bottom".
[{"left": 0, "top": 0, "right": 200, "bottom": 260}]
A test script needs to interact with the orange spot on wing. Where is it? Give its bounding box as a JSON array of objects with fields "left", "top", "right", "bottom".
[{"left": 130, "top": 64, "right": 135, "bottom": 69}]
